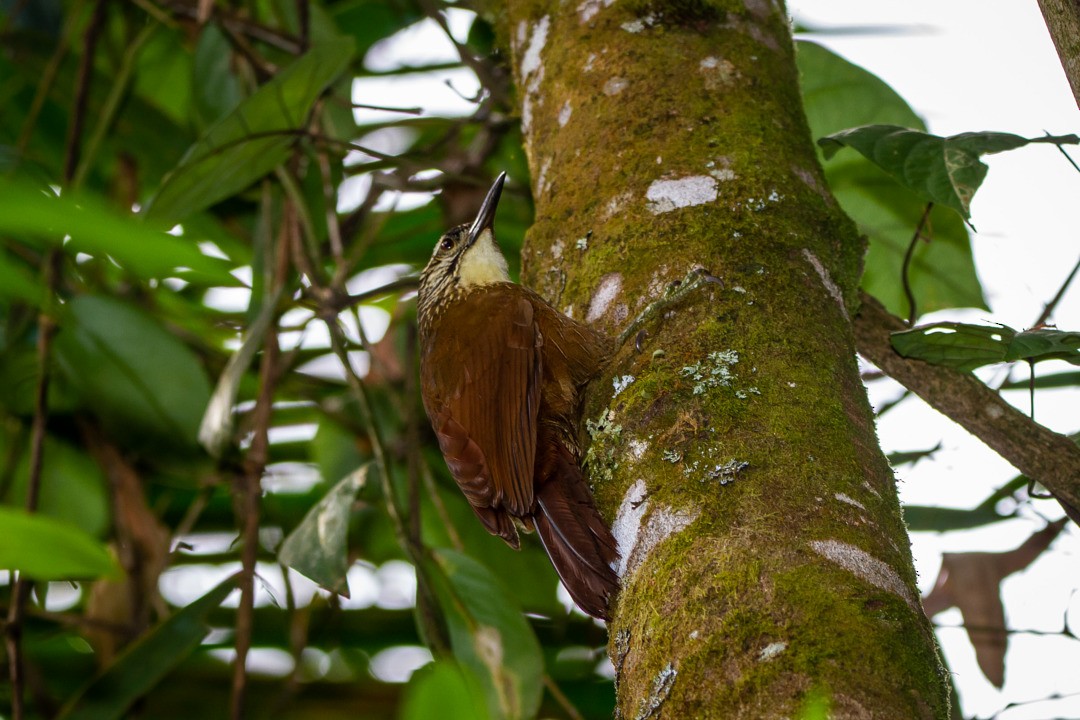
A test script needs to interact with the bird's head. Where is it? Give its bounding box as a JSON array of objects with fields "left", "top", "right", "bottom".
[{"left": 418, "top": 173, "right": 510, "bottom": 321}]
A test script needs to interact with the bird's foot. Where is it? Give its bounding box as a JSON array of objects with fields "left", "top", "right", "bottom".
[{"left": 617, "top": 268, "right": 722, "bottom": 347}]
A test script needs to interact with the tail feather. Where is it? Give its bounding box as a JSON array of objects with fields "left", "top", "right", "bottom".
[{"left": 533, "top": 433, "right": 619, "bottom": 620}]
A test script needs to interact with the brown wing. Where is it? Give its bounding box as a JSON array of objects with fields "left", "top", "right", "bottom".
[{"left": 421, "top": 291, "right": 541, "bottom": 528}]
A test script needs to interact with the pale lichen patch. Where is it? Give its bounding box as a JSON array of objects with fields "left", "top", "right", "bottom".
[
  {"left": 613, "top": 479, "right": 700, "bottom": 578},
  {"left": 635, "top": 662, "right": 677, "bottom": 720},
  {"left": 577, "top": 0, "right": 614, "bottom": 23},
  {"left": 587, "top": 273, "right": 623, "bottom": 322},
  {"left": 801, "top": 249, "right": 849, "bottom": 320},
  {"left": 758, "top": 641, "right": 787, "bottom": 661},
  {"left": 835, "top": 493, "right": 866, "bottom": 511},
  {"left": 646, "top": 176, "right": 718, "bottom": 214},
  {"left": 604, "top": 76, "right": 629, "bottom": 95},
  {"left": 613, "top": 374, "right": 635, "bottom": 397},
  {"left": 518, "top": 16, "right": 551, "bottom": 134},
  {"left": 558, "top": 100, "right": 572, "bottom": 127},
  {"left": 810, "top": 539, "right": 918, "bottom": 611}
]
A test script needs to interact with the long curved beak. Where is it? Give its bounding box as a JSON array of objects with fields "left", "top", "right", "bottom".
[{"left": 466, "top": 172, "right": 507, "bottom": 247}]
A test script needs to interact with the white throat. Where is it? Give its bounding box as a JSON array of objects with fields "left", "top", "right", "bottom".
[{"left": 457, "top": 229, "right": 510, "bottom": 288}]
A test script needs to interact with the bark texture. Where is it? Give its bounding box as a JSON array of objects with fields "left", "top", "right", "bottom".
[
  {"left": 490, "top": 0, "right": 950, "bottom": 716},
  {"left": 1037, "top": 0, "right": 1080, "bottom": 111}
]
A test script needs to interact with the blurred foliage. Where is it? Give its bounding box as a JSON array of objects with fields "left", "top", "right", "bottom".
[{"left": 2, "top": 0, "right": 1053, "bottom": 717}]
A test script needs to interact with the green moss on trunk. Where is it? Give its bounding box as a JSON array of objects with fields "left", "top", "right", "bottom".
[{"left": 494, "top": 0, "right": 950, "bottom": 716}]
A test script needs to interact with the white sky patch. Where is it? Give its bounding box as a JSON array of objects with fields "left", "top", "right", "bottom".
[
  {"left": 587, "top": 273, "right": 622, "bottom": 322},
  {"left": 612, "top": 479, "right": 700, "bottom": 578},
  {"left": 801, "top": 248, "right": 848, "bottom": 320},
  {"left": 810, "top": 539, "right": 918, "bottom": 611},
  {"left": 646, "top": 176, "right": 719, "bottom": 214}
]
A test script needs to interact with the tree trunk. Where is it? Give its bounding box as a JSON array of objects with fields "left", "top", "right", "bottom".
[{"left": 494, "top": 0, "right": 950, "bottom": 716}]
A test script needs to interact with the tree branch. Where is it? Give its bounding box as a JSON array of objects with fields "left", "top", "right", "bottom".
[
  {"left": 853, "top": 292, "right": 1080, "bottom": 516},
  {"left": 1037, "top": 0, "right": 1080, "bottom": 112}
]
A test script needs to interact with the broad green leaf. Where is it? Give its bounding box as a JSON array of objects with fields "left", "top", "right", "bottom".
[
  {"left": 422, "top": 549, "right": 543, "bottom": 720},
  {"left": 330, "top": 0, "right": 422, "bottom": 59},
  {"left": 1006, "top": 328, "right": 1080, "bottom": 364},
  {"left": 890, "top": 322, "right": 1013, "bottom": 371},
  {"left": 57, "top": 577, "right": 237, "bottom": 720},
  {"left": 192, "top": 24, "right": 241, "bottom": 129},
  {"left": 54, "top": 296, "right": 213, "bottom": 449},
  {"left": 0, "top": 507, "right": 119, "bottom": 580},
  {"left": 891, "top": 322, "right": 1080, "bottom": 370},
  {"left": 0, "top": 180, "right": 233, "bottom": 284},
  {"left": 401, "top": 661, "right": 490, "bottom": 720},
  {"left": 796, "top": 40, "right": 986, "bottom": 316},
  {"left": 279, "top": 464, "right": 370, "bottom": 596},
  {"left": 145, "top": 36, "right": 355, "bottom": 224},
  {"left": 1, "top": 432, "right": 109, "bottom": 537},
  {"left": 818, "top": 125, "right": 1079, "bottom": 219},
  {"left": 903, "top": 504, "right": 1008, "bottom": 532},
  {"left": 0, "top": 249, "right": 44, "bottom": 306}
]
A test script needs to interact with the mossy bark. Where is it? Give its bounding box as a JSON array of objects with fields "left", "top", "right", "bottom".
[{"left": 490, "top": 0, "right": 950, "bottom": 716}]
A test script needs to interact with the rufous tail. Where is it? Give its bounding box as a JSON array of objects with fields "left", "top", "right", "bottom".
[{"left": 532, "top": 430, "right": 619, "bottom": 620}]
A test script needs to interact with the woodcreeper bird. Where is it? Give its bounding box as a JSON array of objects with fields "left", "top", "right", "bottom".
[{"left": 418, "top": 173, "right": 619, "bottom": 620}]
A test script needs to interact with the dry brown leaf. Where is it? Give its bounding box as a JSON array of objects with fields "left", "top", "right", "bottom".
[{"left": 922, "top": 519, "right": 1066, "bottom": 687}]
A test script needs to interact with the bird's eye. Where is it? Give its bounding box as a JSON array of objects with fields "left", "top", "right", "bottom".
[{"left": 439, "top": 237, "right": 455, "bottom": 252}]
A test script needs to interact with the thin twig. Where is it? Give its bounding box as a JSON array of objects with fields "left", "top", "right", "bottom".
[
  {"left": 4, "top": 253, "right": 59, "bottom": 720},
  {"left": 13, "top": 0, "right": 83, "bottom": 163},
  {"left": 420, "top": 459, "right": 463, "bottom": 551},
  {"left": 1048, "top": 130, "right": 1080, "bottom": 174},
  {"left": 6, "top": 0, "right": 104, "bottom": 711},
  {"left": 230, "top": 187, "right": 290, "bottom": 720},
  {"left": 315, "top": 134, "right": 345, "bottom": 265},
  {"left": 543, "top": 674, "right": 585, "bottom": 720},
  {"left": 350, "top": 101, "right": 424, "bottom": 115},
  {"left": 63, "top": 0, "right": 108, "bottom": 184},
  {"left": 73, "top": 22, "right": 157, "bottom": 189},
  {"left": 901, "top": 201, "right": 934, "bottom": 327},
  {"left": 405, "top": 323, "right": 423, "bottom": 545},
  {"left": 1034, "top": 254, "right": 1080, "bottom": 327}
]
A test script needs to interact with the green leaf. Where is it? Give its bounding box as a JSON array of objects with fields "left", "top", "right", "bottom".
[
  {"left": 192, "top": 24, "right": 241, "bottom": 128},
  {"left": 891, "top": 322, "right": 1080, "bottom": 370},
  {"left": 0, "top": 180, "right": 233, "bottom": 284},
  {"left": 422, "top": 549, "right": 544, "bottom": 720},
  {"left": 0, "top": 507, "right": 119, "bottom": 580},
  {"left": 401, "top": 661, "right": 491, "bottom": 720},
  {"left": 890, "top": 322, "right": 1013, "bottom": 371},
  {"left": 796, "top": 40, "right": 986, "bottom": 316},
  {"left": 145, "top": 36, "right": 355, "bottom": 224},
  {"left": 903, "top": 504, "right": 1008, "bottom": 532},
  {"left": 279, "top": 464, "right": 370, "bottom": 596},
  {"left": 1, "top": 432, "right": 109, "bottom": 537},
  {"left": 57, "top": 577, "right": 237, "bottom": 720},
  {"left": 0, "top": 248, "right": 44, "bottom": 306},
  {"left": 818, "top": 125, "right": 1078, "bottom": 219},
  {"left": 54, "top": 296, "right": 213, "bottom": 449},
  {"left": 1006, "top": 328, "right": 1080, "bottom": 364}
]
